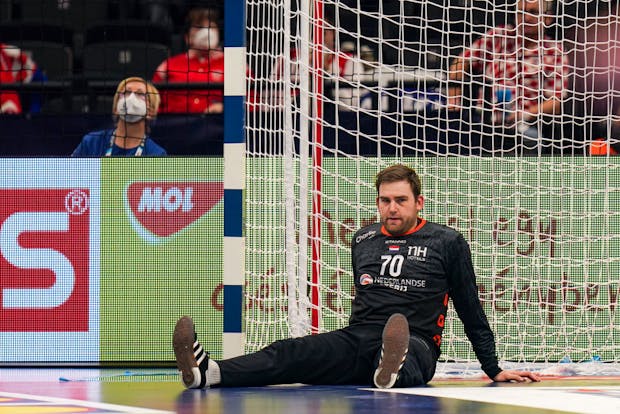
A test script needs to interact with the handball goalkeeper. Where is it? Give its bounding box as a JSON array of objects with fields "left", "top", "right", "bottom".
[{"left": 173, "top": 164, "right": 540, "bottom": 388}]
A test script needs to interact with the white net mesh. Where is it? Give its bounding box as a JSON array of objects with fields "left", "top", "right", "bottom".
[{"left": 245, "top": 0, "right": 620, "bottom": 372}]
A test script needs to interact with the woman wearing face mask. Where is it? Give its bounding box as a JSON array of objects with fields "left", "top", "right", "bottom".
[
  {"left": 152, "top": 7, "right": 224, "bottom": 114},
  {"left": 71, "top": 77, "right": 167, "bottom": 157}
]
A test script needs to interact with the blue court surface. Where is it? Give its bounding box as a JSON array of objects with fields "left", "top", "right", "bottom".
[{"left": 1, "top": 368, "right": 620, "bottom": 413}]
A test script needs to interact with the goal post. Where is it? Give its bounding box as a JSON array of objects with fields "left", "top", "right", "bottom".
[{"left": 244, "top": 0, "right": 620, "bottom": 373}]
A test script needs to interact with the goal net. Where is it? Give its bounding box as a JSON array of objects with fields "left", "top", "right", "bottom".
[{"left": 244, "top": 0, "right": 620, "bottom": 375}]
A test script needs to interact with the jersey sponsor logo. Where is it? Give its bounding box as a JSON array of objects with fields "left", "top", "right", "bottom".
[
  {"left": 388, "top": 245, "right": 400, "bottom": 252},
  {"left": 355, "top": 229, "right": 376, "bottom": 243},
  {"left": 359, "top": 273, "right": 373, "bottom": 285},
  {"left": 407, "top": 245, "right": 428, "bottom": 262},
  {"left": 376, "top": 276, "right": 426, "bottom": 291},
  {"left": 385, "top": 239, "right": 406, "bottom": 244},
  {"left": 125, "top": 181, "right": 223, "bottom": 242},
  {"left": 0, "top": 189, "right": 89, "bottom": 331}
]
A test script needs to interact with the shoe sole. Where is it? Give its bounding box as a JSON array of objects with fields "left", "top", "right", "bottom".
[
  {"left": 374, "top": 313, "right": 409, "bottom": 388},
  {"left": 173, "top": 316, "right": 199, "bottom": 388}
]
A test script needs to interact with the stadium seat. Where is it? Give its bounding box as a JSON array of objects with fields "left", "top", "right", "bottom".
[
  {"left": 84, "top": 20, "right": 170, "bottom": 47},
  {"left": 0, "top": 1, "right": 11, "bottom": 22},
  {"left": 14, "top": 0, "right": 110, "bottom": 32},
  {"left": 0, "top": 22, "right": 73, "bottom": 80},
  {"left": 82, "top": 41, "right": 169, "bottom": 80},
  {"left": 82, "top": 20, "right": 170, "bottom": 80}
]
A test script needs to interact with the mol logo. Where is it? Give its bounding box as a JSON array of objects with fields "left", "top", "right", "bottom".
[
  {"left": 0, "top": 189, "right": 90, "bottom": 332},
  {"left": 125, "top": 181, "right": 223, "bottom": 243}
]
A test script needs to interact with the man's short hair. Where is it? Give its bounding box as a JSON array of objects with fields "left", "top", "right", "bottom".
[
  {"left": 185, "top": 7, "right": 220, "bottom": 32},
  {"left": 375, "top": 164, "right": 422, "bottom": 198}
]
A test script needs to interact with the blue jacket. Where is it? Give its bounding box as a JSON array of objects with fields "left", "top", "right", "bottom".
[{"left": 71, "top": 129, "right": 167, "bottom": 157}]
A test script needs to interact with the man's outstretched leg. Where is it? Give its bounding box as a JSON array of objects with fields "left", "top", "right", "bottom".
[
  {"left": 373, "top": 313, "right": 409, "bottom": 388},
  {"left": 173, "top": 315, "right": 220, "bottom": 389}
]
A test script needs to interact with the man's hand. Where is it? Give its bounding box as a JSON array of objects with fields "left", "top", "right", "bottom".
[
  {"left": 205, "top": 102, "right": 223, "bottom": 114},
  {"left": 504, "top": 109, "right": 536, "bottom": 127},
  {"left": 446, "top": 87, "right": 462, "bottom": 111},
  {"left": 493, "top": 370, "right": 541, "bottom": 383}
]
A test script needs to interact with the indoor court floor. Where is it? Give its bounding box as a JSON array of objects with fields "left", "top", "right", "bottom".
[{"left": 1, "top": 368, "right": 620, "bottom": 413}]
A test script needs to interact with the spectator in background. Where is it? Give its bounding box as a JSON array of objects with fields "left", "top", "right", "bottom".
[
  {"left": 153, "top": 7, "right": 224, "bottom": 114},
  {"left": 448, "top": 0, "right": 568, "bottom": 154},
  {"left": 264, "top": 15, "right": 375, "bottom": 110},
  {"left": 271, "top": 18, "right": 357, "bottom": 83},
  {"left": 0, "top": 43, "right": 36, "bottom": 114},
  {"left": 572, "top": 3, "right": 620, "bottom": 155},
  {"left": 72, "top": 77, "right": 166, "bottom": 157}
]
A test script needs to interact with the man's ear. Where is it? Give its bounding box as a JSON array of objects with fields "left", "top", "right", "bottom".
[{"left": 416, "top": 194, "right": 425, "bottom": 211}]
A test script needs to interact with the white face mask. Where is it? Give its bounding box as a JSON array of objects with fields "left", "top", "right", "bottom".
[
  {"left": 193, "top": 27, "right": 219, "bottom": 50},
  {"left": 116, "top": 93, "right": 147, "bottom": 123}
]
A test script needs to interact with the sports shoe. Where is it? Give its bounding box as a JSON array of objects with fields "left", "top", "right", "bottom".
[
  {"left": 173, "top": 315, "right": 209, "bottom": 389},
  {"left": 373, "top": 313, "right": 410, "bottom": 388}
]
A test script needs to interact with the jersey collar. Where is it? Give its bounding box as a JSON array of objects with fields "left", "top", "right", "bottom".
[{"left": 381, "top": 218, "right": 427, "bottom": 237}]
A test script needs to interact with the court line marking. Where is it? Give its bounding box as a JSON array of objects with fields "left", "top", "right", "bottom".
[
  {"left": 0, "top": 391, "right": 173, "bottom": 414},
  {"left": 366, "top": 386, "right": 620, "bottom": 414}
]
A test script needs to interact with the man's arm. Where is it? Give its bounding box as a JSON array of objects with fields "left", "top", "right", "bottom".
[
  {"left": 446, "top": 233, "right": 540, "bottom": 382},
  {"left": 447, "top": 56, "right": 469, "bottom": 109},
  {"left": 511, "top": 42, "right": 568, "bottom": 123},
  {"left": 529, "top": 96, "right": 562, "bottom": 118},
  {"left": 509, "top": 96, "right": 562, "bottom": 125},
  {"left": 446, "top": 233, "right": 501, "bottom": 379}
]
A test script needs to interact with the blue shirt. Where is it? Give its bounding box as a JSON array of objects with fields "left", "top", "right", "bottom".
[{"left": 71, "top": 129, "right": 167, "bottom": 157}]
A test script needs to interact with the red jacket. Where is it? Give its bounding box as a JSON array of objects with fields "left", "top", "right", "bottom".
[
  {"left": 152, "top": 50, "right": 224, "bottom": 113},
  {"left": 0, "top": 43, "right": 36, "bottom": 114}
]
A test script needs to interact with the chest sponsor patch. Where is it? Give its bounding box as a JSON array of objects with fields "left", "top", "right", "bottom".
[{"left": 359, "top": 274, "right": 373, "bottom": 285}]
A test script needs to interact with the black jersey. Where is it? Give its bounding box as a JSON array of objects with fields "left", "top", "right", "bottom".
[{"left": 350, "top": 219, "right": 501, "bottom": 379}]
